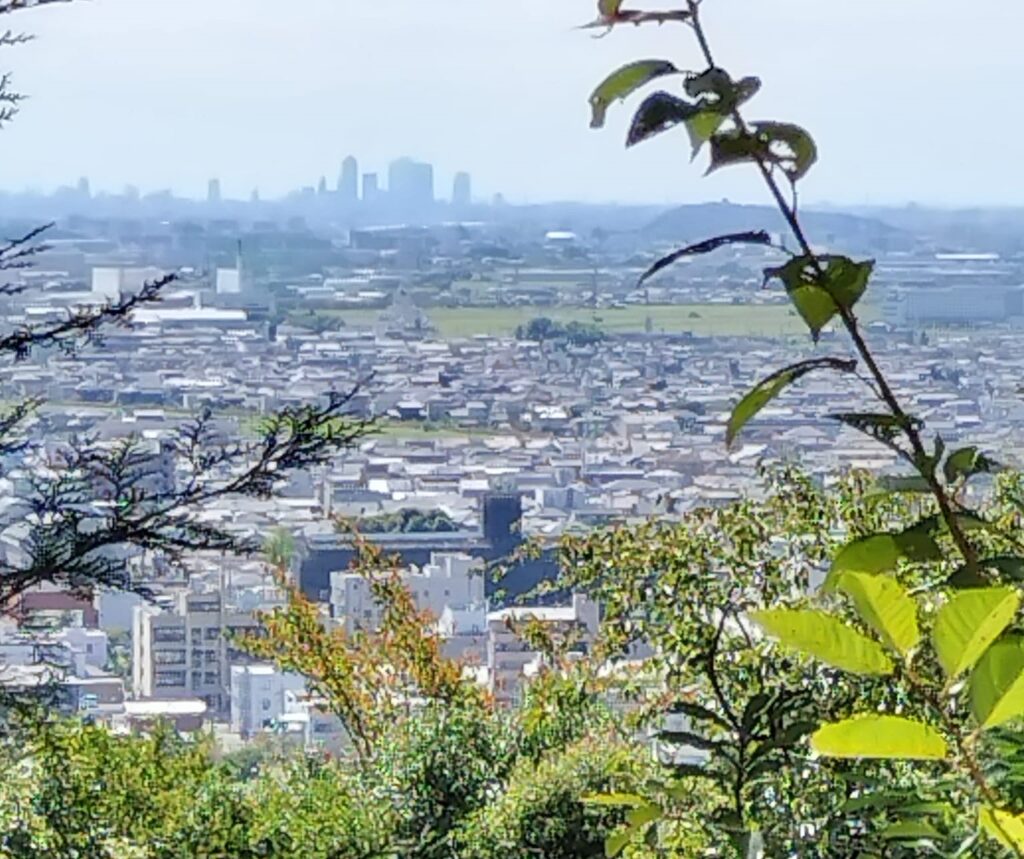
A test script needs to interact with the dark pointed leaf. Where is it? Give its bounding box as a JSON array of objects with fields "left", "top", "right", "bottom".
[
  {"left": 625, "top": 91, "right": 697, "bottom": 147},
  {"left": 668, "top": 699, "right": 732, "bottom": 731},
  {"left": 590, "top": 60, "right": 679, "bottom": 129},
  {"left": 638, "top": 230, "right": 771, "bottom": 285},
  {"left": 830, "top": 413, "right": 920, "bottom": 445},
  {"left": 950, "top": 557, "right": 1024, "bottom": 589},
  {"left": 726, "top": 357, "right": 857, "bottom": 448}
]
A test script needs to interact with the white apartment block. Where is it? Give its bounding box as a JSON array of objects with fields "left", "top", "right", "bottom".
[
  {"left": 132, "top": 590, "right": 258, "bottom": 716},
  {"left": 330, "top": 552, "right": 484, "bottom": 634}
]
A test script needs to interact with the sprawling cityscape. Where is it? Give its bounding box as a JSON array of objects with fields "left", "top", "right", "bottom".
[{"left": 0, "top": 153, "right": 1020, "bottom": 747}]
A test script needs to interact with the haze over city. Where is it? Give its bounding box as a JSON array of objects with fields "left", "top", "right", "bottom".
[{"left": 2, "top": 0, "right": 1021, "bottom": 206}]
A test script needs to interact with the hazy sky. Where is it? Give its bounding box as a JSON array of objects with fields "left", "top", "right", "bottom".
[{"left": 1, "top": 0, "right": 1021, "bottom": 206}]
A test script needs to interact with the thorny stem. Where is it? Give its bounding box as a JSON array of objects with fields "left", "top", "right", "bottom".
[{"left": 685, "top": 0, "right": 979, "bottom": 574}]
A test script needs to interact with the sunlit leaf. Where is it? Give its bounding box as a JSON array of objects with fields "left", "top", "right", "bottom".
[
  {"left": 685, "top": 111, "right": 725, "bottom": 158},
  {"left": 625, "top": 803, "right": 662, "bottom": 828},
  {"left": 943, "top": 446, "right": 1001, "bottom": 484},
  {"left": 970, "top": 635, "right": 1024, "bottom": 730},
  {"left": 835, "top": 571, "right": 920, "bottom": 656},
  {"left": 881, "top": 820, "right": 943, "bottom": 841},
  {"left": 583, "top": 792, "right": 647, "bottom": 808},
  {"left": 750, "top": 609, "right": 893, "bottom": 676},
  {"left": 726, "top": 357, "right": 857, "bottom": 448},
  {"left": 827, "top": 526, "right": 942, "bottom": 588},
  {"left": 638, "top": 230, "right": 771, "bottom": 285},
  {"left": 980, "top": 806, "right": 1024, "bottom": 851},
  {"left": 598, "top": 0, "right": 622, "bottom": 16},
  {"left": 625, "top": 91, "right": 696, "bottom": 147},
  {"left": 933, "top": 587, "right": 1020, "bottom": 679},
  {"left": 590, "top": 60, "right": 679, "bottom": 129},
  {"left": 811, "top": 715, "right": 947, "bottom": 760}
]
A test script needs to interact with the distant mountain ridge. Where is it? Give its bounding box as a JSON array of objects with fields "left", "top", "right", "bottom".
[{"left": 644, "top": 202, "right": 910, "bottom": 252}]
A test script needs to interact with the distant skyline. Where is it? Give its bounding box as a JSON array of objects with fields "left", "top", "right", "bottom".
[{"left": 1, "top": 0, "right": 1022, "bottom": 206}]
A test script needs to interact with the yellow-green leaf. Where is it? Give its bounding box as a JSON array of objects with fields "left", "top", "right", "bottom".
[
  {"left": 726, "top": 357, "right": 856, "bottom": 449},
  {"left": 625, "top": 803, "right": 662, "bottom": 828},
  {"left": 980, "top": 806, "right": 1024, "bottom": 851},
  {"left": 933, "top": 587, "right": 1020, "bottom": 680},
  {"left": 835, "top": 572, "right": 920, "bottom": 656},
  {"left": 827, "top": 528, "right": 942, "bottom": 589},
  {"left": 811, "top": 715, "right": 946, "bottom": 760},
  {"left": 970, "top": 635, "right": 1024, "bottom": 730},
  {"left": 590, "top": 61, "right": 678, "bottom": 129},
  {"left": 583, "top": 792, "right": 647, "bottom": 808},
  {"left": 750, "top": 609, "right": 893, "bottom": 676}
]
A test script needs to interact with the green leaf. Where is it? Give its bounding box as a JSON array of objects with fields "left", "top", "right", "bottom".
[
  {"left": 726, "top": 356, "right": 857, "bottom": 448},
  {"left": 750, "top": 609, "right": 893, "bottom": 676},
  {"left": 637, "top": 231, "right": 771, "bottom": 285},
  {"left": 583, "top": 792, "right": 647, "bottom": 808},
  {"left": 811, "top": 715, "right": 947, "bottom": 760},
  {"left": 882, "top": 820, "right": 943, "bottom": 841},
  {"left": 835, "top": 571, "right": 920, "bottom": 656},
  {"left": 763, "top": 255, "right": 874, "bottom": 340},
  {"left": 707, "top": 122, "right": 817, "bottom": 180},
  {"left": 707, "top": 128, "right": 765, "bottom": 174},
  {"left": 828, "top": 523, "right": 942, "bottom": 583},
  {"left": 625, "top": 91, "right": 696, "bottom": 147},
  {"left": 750, "top": 121, "right": 818, "bottom": 180},
  {"left": 605, "top": 816, "right": 651, "bottom": 858},
  {"left": 980, "top": 806, "right": 1024, "bottom": 851},
  {"left": 625, "top": 803, "right": 662, "bottom": 828},
  {"left": 829, "top": 412, "right": 921, "bottom": 448},
  {"left": 949, "top": 556, "right": 1024, "bottom": 589},
  {"left": 970, "top": 635, "right": 1024, "bottom": 730},
  {"left": 685, "top": 110, "right": 725, "bottom": 158},
  {"left": 598, "top": 0, "right": 622, "bottom": 16},
  {"left": 590, "top": 61, "right": 679, "bottom": 129},
  {"left": 933, "top": 587, "right": 1020, "bottom": 679},
  {"left": 943, "top": 446, "right": 1001, "bottom": 484}
]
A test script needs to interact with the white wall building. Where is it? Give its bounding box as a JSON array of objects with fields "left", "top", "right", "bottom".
[
  {"left": 330, "top": 552, "right": 484, "bottom": 634},
  {"left": 132, "top": 590, "right": 259, "bottom": 716}
]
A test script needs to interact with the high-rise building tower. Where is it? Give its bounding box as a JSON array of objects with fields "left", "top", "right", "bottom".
[
  {"left": 388, "top": 157, "right": 434, "bottom": 208},
  {"left": 207, "top": 178, "right": 222, "bottom": 204},
  {"left": 452, "top": 171, "right": 471, "bottom": 207},
  {"left": 77, "top": 176, "right": 91, "bottom": 199},
  {"left": 338, "top": 156, "right": 358, "bottom": 202},
  {"left": 362, "top": 172, "right": 380, "bottom": 204},
  {"left": 317, "top": 176, "right": 328, "bottom": 196}
]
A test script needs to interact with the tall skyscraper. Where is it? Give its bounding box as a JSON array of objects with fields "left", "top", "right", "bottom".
[
  {"left": 388, "top": 157, "right": 434, "bottom": 208},
  {"left": 77, "top": 176, "right": 91, "bottom": 199},
  {"left": 362, "top": 172, "right": 380, "bottom": 204},
  {"left": 452, "top": 171, "right": 471, "bottom": 207},
  {"left": 207, "top": 178, "right": 222, "bottom": 204},
  {"left": 317, "top": 176, "right": 328, "bottom": 196},
  {"left": 338, "top": 156, "right": 358, "bottom": 202}
]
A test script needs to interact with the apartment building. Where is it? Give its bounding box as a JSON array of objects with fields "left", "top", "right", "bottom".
[{"left": 132, "top": 589, "right": 259, "bottom": 717}]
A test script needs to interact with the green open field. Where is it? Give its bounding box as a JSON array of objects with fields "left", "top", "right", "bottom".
[{"left": 321, "top": 303, "right": 880, "bottom": 339}]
